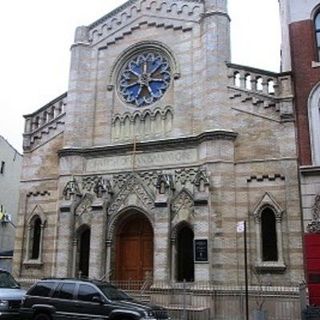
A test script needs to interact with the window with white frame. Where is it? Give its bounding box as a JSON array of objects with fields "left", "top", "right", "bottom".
[
  {"left": 315, "top": 11, "right": 320, "bottom": 60},
  {"left": 309, "top": 83, "right": 320, "bottom": 165}
]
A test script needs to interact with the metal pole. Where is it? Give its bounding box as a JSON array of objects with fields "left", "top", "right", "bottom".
[{"left": 244, "top": 220, "right": 249, "bottom": 320}]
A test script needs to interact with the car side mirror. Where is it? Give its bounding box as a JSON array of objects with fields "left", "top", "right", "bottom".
[{"left": 92, "top": 295, "right": 104, "bottom": 304}]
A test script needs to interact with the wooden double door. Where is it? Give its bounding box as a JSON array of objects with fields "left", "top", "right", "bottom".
[{"left": 116, "top": 214, "right": 153, "bottom": 281}]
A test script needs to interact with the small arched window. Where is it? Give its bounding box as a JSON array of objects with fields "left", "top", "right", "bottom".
[
  {"left": 31, "top": 217, "right": 42, "bottom": 259},
  {"left": 252, "top": 193, "right": 286, "bottom": 272},
  {"left": 315, "top": 12, "right": 320, "bottom": 60},
  {"left": 177, "top": 224, "right": 194, "bottom": 282},
  {"left": 261, "top": 208, "right": 278, "bottom": 261}
]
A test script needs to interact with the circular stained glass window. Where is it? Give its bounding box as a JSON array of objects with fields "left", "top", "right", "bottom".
[{"left": 118, "top": 51, "right": 171, "bottom": 107}]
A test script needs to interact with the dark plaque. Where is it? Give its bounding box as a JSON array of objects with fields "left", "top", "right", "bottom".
[{"left": 194, "top": 239, "right": 208, "bottom": 262}]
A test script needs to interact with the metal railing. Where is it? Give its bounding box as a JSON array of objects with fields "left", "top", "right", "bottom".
[{"left": 111, "top": 280, "right": 303, "bottom": 320}]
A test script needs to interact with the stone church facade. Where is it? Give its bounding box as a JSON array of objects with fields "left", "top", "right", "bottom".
[{"left": 14, "top": 0, "right": 304, "bottom": 317}]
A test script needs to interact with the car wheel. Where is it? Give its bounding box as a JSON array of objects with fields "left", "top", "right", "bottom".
[{"left": 33, "top": 313, "right": 51, "bottom": 320}]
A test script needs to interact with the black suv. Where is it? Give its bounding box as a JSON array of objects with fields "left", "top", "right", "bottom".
[{"left": 20, "top": 278, "right": 170, "bottom": 320}]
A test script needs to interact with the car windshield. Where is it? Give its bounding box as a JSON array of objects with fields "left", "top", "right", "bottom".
[
  {"left": 98, "top": 284, "right": 133, "bottom": 301},
  {"left": 0, "top": 271, "right": 20, "bottom": 289}
]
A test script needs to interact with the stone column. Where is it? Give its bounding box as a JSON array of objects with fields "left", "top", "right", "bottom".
[
  {"left": 72, "top": 238, "right": 78, "bottom": 277},
  {"left": 153, "top": 207, "right": 171, "bottom": 285},
  {"left": 89, "top": 205, "right": 105, "bottom": 279},
  {"left": 170, "top": 238, "right": 176, "bottom": 282},
  {"left": 276, "top": 217, "right": 285, "bottom": 265},
  {"left": 153, "top": 176, "right": 174, "bottom": 286},
  {"left": 55, "top": 203, "right": 74, "bottom": 277},
  {"left": 105, "top": 240, "right": 112, "bottom": 281},
  {"left": 64, "top": 25, "right": 96, "bottom": 148}
]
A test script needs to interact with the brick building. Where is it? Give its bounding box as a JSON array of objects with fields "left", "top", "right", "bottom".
[
  {"left": 279, "top": 0, "right": 320, "bottom": 305},
  {"left": 13, "top": 0, "right": 304, "bottom": 317}
]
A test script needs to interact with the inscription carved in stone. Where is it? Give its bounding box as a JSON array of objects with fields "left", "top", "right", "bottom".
[{"left": 86, "top": 149, "right": 197, "bottom": 172}]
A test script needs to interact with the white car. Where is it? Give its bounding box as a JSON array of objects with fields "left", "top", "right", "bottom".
[{"left": 0, "top": 269, "right": 26, "bottom": 319}]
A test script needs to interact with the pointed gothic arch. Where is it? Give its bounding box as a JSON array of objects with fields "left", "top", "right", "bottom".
[
  {"left": 111, "top": 208, "right": 154, "bottom": 282},
  {"left": 76, "top": 224, "right": 91, "bottom": 278},
  {"left": 171, "top": 221, "right": 194, "bottom": 282},
  {"left": 25, "top": 205, "right": 47, "bottom": 264},
  {"left": 252, "top": 193, "right": 286, "bottom": 272}
]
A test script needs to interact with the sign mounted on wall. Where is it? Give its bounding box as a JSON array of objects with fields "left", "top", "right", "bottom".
[{"left": 194, "top": 239, "right": 208, "bottom": 262}]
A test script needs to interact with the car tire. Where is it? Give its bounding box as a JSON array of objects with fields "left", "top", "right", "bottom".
[{"left": 33, "top": 313, "right": 51, "bottom": 320}]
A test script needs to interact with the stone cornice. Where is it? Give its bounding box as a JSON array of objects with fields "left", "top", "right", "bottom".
[{"left": 58, "top": 130, "right": 237, "bottom": 157}]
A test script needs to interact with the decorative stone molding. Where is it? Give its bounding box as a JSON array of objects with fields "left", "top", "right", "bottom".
[
  {"left": 63, "top": 178, "right": 81, "bottom": 200},
  {"left": 155, "top": 173, "right": 175, "bottom": 194},
  {"left": 172, "top": 188, "right": 194, "bottom": 224},
  {"left": 75, "top": 193, "right": 94, "bottom": 217},
  {"left": 252, "top": 193, "right": 284, "bottom": 223},
  {"left": 26, "top": 205, "right": 47, "bottom": 226},
  {"left": 175, "top": 168, "right": 199, "bottom": 186},
  {"left": 112, "top": 106, "right": 174, "bottom": 142},
  {"left": 61, "top": 176, "right": 113, "bottom": 215},
  {"left": 193, "top": 169, "right": 210, "bottom": 191},
  {"left": 58, "top": 130, "right": 238, "bottom": 157},
  {"left": 88, "top": 1, "right": 203, "bottom": 46},
  {"left": 247, "top": 174, "right": 285, "bottom": 183},
  {"left": 193, "top": 169, "right": 210, "bottom": 205},
  {"left": 26, "top": 190, "right": 51, "bottom": 198},
  {"left": 155, "top": 173, "right": 174, "bottom": 207},
  {"left": 108, "top": 174, "right": 155, "bottom": 216},
  {"left": 307, "top": 194, "right": 320, "bottom": 233}
]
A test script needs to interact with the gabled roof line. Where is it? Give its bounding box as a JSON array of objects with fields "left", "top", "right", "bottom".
[
  {"left": 88, "top": 0, "right": 203, "bottom": 30},
  {"left": 89, "top": 0, "right": 138, "bottom": 30}
]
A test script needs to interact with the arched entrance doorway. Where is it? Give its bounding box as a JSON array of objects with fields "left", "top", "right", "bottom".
[
  {"left": 116, "top": 213, "right": 153, "bottom": 281},
  {"left": 177, "top": 224, "right": 194, "bottom": 282},
  {"left": 78, "top": 226, "right": 90, "bottom": 278}
]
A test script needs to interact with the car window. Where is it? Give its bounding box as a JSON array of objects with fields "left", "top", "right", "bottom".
[
  {"left": 0, "top": 271, "right": 20, "bottom": 289},
  {"left": 28, "top": 282, "right": 56, "bottom": 297},
  {"left": 78, "top": 284, "right": 101, "bottom": 302},
  {"left": 98, "top": 284, "right": 132, "bottom": 301},
  {"left": 53, "top": 283, "right": 75, "bottom": 300}
]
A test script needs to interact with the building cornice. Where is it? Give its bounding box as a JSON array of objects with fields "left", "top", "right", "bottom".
[{"left": 58, "top": 130, "right": 237, "bottom": 157}]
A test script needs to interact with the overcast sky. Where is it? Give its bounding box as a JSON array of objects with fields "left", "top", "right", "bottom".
[{"left": 0, "top": 0, "right": 281, "bottom": 153}]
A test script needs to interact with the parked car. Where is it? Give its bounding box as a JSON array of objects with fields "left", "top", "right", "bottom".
[
  {"left": 20, "top": 278, "right": 170, "bottom": 320},
  {"left": 0, "top": 269, "right": 26, "bottom": 319}
]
